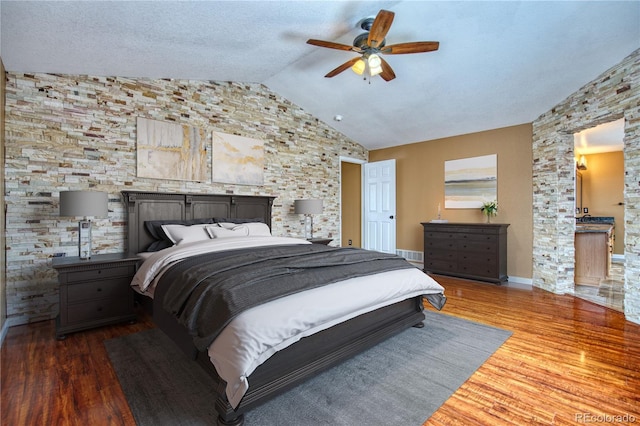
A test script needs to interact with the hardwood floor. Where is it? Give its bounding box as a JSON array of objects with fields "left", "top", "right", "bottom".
[{"left": 2, "top": 275, "right": 639, "bottom": 425}]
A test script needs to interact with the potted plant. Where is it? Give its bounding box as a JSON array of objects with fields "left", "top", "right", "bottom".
[{"left": 481, "top": 200, "right": 498, "bottom": 223}]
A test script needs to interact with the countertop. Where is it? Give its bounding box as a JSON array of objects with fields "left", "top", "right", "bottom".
[{"left": 575, "top": 223, "right": 613, "bottom": 233}]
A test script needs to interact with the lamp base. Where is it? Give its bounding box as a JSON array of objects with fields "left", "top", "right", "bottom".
[
  {"left": 304, "top": 215, "right": 315, "bottom": 240},
  {"left": 78, "top": 220, "right": 92, "bottom": 260}
]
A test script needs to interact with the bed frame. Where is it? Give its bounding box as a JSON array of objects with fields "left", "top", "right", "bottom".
[{"left": 122, "top": 190, "right": 426, "bottom": 426}]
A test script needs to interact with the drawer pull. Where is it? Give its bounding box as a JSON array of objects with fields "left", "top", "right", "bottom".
[
  {"left": 97, "top": 288, "right": 102, "bottom": 292},
  {"left": 97, "top": 307, "right": 103, "bottom": 312}
]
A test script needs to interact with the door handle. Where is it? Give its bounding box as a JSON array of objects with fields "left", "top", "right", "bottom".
[{"left": 389, "top": 215, "right": 395, "bottom": 219}]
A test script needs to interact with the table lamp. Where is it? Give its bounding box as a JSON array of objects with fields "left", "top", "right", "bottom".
[
  {"left": 59, "top": 191, "right": 109, "bottom": 259},
  {"left": 294, "top": 199, "right": 323, "bottom": 240}
]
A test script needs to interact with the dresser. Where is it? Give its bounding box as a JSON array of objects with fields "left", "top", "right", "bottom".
[
  {"left": 52, "top": 253, "right": 139, "bottom": 339},
  {"left": 421, "top": 222, "right": 509, "bottom": 284}
]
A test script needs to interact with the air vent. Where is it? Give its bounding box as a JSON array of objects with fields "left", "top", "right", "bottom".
[{"left": 396, "top": 249, "right": 424, "bottom": 266}]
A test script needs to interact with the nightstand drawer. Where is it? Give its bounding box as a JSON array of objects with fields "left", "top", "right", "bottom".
[
  {"left": 67, "top": 299, "right": 132, "bottom": 324},
  {"left": 66, "top": 265, "right": 135, "bottom": 283},
  {"left": 67, "top": 277, "right": 132, "bottom": 303}
]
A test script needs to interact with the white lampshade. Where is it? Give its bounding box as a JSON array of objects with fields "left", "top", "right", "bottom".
[
  {"left": 294, "top": 199, "right": 323, "bottom": 215},
  {"left": 60, "top": 191, "right": 108, "bottom": 218}
]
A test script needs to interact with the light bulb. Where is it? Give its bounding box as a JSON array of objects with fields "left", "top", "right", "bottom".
[
  {"left": 368, "top": 54, "right": 382, "bottom": 68},
  {"left": 351, "top": 58, "right": 365, "bottom": 75}
]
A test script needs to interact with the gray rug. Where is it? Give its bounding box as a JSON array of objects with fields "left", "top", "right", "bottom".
[{"left": 105, "top": 311, "right": 511, "bottom": 426}]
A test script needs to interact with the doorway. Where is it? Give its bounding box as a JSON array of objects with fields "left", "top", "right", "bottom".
[
  {"left": 573, "top": 120, "right": 625, "bottom": 311},
  {"left": 340, "top": 160, "right": 362, "bottom": 248}
]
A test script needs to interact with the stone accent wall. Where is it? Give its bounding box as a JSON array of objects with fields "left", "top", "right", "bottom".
[
  {"left": 4, "top": 73, "right": 367, "bottom": 325},
  {"left": 532, "top": 48, "right": 640, "bottom": 324}
]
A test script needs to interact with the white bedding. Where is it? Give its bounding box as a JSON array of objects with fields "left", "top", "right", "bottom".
[{"left": 132, "top": 237, "right": 445, "bottom": 408}]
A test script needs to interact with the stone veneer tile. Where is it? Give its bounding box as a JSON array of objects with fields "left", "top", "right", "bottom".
[
  {"left": 4, "top": 73, "right": 366, "bottom": 324},
  {"left": 532, "top": 48, "right": 640, "bottom": 324}
]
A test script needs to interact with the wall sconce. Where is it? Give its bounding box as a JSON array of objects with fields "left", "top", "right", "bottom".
[
  {"left": 59, "top": 191, "right": 109, "bottom": 259},
  {"left": 576, "top": 155, "right": 588, "bottom": 171},
  {"left": 294, "top": 199, "right": 323, "bottom": 240}
]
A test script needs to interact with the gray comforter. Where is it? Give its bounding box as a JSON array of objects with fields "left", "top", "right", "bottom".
[{"left": 154, "top": 244, "right": 419, "bottom": 351}]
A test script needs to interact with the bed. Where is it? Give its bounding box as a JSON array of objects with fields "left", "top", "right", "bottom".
[{"left": 122, "top": 190, "right": 446, "bottom": 426}]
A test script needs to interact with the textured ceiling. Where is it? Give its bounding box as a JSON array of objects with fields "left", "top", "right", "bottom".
[{"left": 1, "top": 1, "right": 638, "bottom": 151}]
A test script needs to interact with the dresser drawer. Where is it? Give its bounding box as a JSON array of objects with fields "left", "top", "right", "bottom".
[
  {"left": 424, "top": 258, "right": 458, "bottom": 273},
  {"left": 424, "top": 248, "right": 457, "bottom": 262},
  {"left": 459, "top": 260, "right": 498, "bottom": 278},
  {"left": 66, "top": 298, "right": 133, "bottom": 324},
  {"left": 67, "top": 277, "right": 132, "bottom": 303},
  {"left": 424, "top": 237, "right": 457, "bottom": 250},
  {"left": 457, "top": 240, "right": 495, "bottom": 253},
  {"left": 66, "top": 264, "right": 135, "bottom": 283}
]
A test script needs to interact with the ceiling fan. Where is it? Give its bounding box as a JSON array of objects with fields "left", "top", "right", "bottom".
[{"left": 306, "top": 9, "right": 439, "bottom": 82}]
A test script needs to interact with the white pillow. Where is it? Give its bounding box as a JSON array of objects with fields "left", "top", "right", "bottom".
[
  {"left": 235, "top": 222, "right": 272, "bottom": 237},
  {"left": 214, "top": 222, "right": 271, "bottom": 237},
  {"left": 161, "top": 224, "right": 211, "bottom": 245},
  {"left": 217, "top": 222, "right": 240, "bottom": 230},
  {"left": 207, "top": 226, "right": 249, "bottom": 238}
]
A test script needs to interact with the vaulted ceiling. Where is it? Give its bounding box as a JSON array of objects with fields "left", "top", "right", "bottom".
[{"left": 1, "top": 1, "right": 638, "bottom": 150}]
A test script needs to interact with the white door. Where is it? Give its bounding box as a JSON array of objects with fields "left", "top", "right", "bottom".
[{"left": 363, "top": 159, "right": 396, "bottom": 254}]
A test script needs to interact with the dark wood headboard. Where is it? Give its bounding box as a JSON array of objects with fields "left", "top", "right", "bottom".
[{"left": 122, "top": 191, "right": 275, "bottom": 254}]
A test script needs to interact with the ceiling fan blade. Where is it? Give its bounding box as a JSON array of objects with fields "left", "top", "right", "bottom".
[
  {"left": 367, "top": 10, "right": 395, "bottom": 48},
  {"left": 307, "top": 39, "right": 359, "bottom": 52},
  {"left": 379, "top": 57, "right": 396, "bottom": 82},
  {"left": 381, "top": 41, "right": 440, "bottom": 55},
  {"left": 325, "top": 57, "right": 361, "bottom": 78}
]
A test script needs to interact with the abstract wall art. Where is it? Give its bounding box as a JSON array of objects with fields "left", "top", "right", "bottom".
[
  {"left": 136, "top": 117, "right": 207, "bottom": 182},
  {"left": 212, "top": 131, "right": 265, "bottom": 185},
  {"left": 444, "top": 154, "right": 497, "bottom": 208}
]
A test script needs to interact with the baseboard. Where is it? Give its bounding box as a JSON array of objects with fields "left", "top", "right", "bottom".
[
  {"left": 507, "top": 276, "right": 533, "bottom": 285},
  {"left": 0, "top": 317, "right": 19, "bottom": 348}
]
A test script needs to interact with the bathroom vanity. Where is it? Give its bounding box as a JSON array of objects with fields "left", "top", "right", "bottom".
[{"left": 575, "top": 218, "right": 614, "bottom": 286}]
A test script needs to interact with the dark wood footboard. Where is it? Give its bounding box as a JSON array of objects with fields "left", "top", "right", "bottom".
[{"left": 153, "top": 295, "right": 424, "bottom": 426}]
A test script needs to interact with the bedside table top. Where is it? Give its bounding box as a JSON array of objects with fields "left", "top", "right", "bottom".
[
  {"left": 307, "top": 238, "right": 333, "bottom": 245},
  {"left": 52, "top": 252, "right": 140, "bottom": 269}
]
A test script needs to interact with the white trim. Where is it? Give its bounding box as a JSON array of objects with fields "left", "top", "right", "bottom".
[
  {"left": 612, "top": 254, "right": 625, "bottom": 262},
  {"left": 507, "top": 276, "right": 533, "bottom": 286},
  {"left": 339, "top": 156, "right": 366, "bottom": 165}
]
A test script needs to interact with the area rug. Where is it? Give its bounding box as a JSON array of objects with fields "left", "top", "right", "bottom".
[{"left": 104, "top": 311, "right": 511, "bottom": 426}]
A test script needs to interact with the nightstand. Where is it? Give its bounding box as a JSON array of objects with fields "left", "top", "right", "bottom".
[
  {"left": 52, "top": 253, "right": 139, "bottom": 339},
  {"left": 308, "top": 238, "right": 333, "bottom": 245}
]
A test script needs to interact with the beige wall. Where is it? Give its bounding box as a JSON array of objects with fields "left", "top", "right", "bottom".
[
  {"left": 370, "top": 123, "right": 534, "bottom": 280},
  {"left": 341, "top": 161, "right": 361, "bottom": 247},
  {"left": 581, "top": 151, "right": 625, "bottom": 254}
]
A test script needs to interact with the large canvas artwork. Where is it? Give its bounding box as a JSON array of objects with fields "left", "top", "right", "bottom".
[
  {"left": 444, "top": 154, "right": 497, "bottom": 208},
  {"left": 212, "top": 131, "right": 264, "bottom": 185},
  {"left": 136, "top": 117, "right": 207, "bottom": 182}
]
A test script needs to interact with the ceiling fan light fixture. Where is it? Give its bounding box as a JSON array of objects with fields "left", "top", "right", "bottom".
[
  {"left": 368, "top": 54, "right": 382, "bottom": 68},
  {"left": 369, "top": 63, "right": 383, "bottom": 76},
  {"left": 351, "top": 58, "right": 366, "bottom": 75},
  {"left": 367, "top": 54, "right": 383, "bottom": 76}
]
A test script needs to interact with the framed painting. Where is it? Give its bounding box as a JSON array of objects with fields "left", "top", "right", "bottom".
[
  {"left": 212, "top": 131, "right": 264, "bottom": 185},
  {"left": 444, "top": 154, "right": 497, "bottom": 209},
  {"left": 136, "top": 117, "right": 207, "bottom": 182}
]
